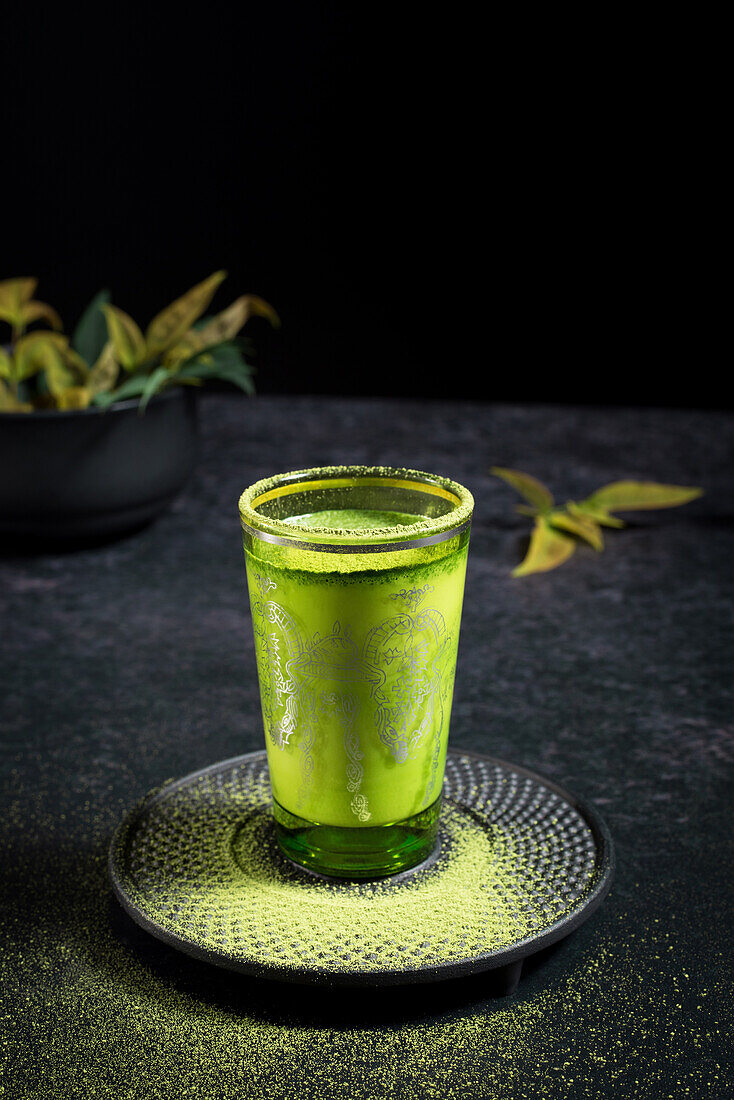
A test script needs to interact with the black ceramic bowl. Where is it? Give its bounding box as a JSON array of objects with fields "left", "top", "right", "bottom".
[{"left": 0, "top": 388, "right": 197, "bottom": 545}]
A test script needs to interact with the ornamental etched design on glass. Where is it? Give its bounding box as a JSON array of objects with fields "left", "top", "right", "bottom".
[{"left": 250, "top": 581, "right": 455, "bottom": 820}]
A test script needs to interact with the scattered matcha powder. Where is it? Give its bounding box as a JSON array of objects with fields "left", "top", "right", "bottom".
[
  {"left": 113, "top": 756, "right": 595, "bottom": 976},
  {"left": 2, "top": 779, "right": 731, "bottom": 1099}
]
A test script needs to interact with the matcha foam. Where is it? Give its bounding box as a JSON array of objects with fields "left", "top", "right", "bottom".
[{"left": 284, "top": 509, "right": 421, "bottom": 533}]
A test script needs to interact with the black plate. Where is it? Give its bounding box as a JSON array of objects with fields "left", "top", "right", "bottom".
[{"left": 109, "top": 749, "right": 614, "bottom": 991}]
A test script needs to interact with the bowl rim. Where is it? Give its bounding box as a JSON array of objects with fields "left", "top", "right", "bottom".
[{"left": 0, "top": 385, "right": 187, "bottom": 421}]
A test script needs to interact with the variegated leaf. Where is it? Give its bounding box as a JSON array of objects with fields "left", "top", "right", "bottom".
[
  {"left": 87, "top": 342, "right": 119, "bottom": 395},
  {"left": 145, "top": 271, "right": 226, "bottom": 355},
  {"left": 64, "top": 347, "right": 91, "bottom": 382},
  {"left": 0, "top": 378, "right": 14, "bottom": 409},
  {"left": 163, "top": 330, "right": 207, "bottom": 368},
  {"left": 196, "top": 295, "right": 279, "bottom": 347},
  {"left": 54, "top": 386, "right": 92, "bottom": 409},
  {"left": 102, "top": 305, "right": 147, "bottom": 370},
  {"left": 0, "top": 379, "right": 33, "bottom": 412},
  {"left": 0, "top": 305, "right": 21, "bottom": 327},
  {"left": 13, "top": 332, "right": 70, "bottom": 381},
  {"left": 19, "top": 300, "right": 63, "bottom": 330},
  {"left": 0, "top": 277, "right": 37, "bottom": 311},
  {"left": 44, "top": 350, "right": 78, "bottom": 395}
]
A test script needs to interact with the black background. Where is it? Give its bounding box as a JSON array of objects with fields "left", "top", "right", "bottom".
[{"left": 2, "top": 6, "right": 721, "bottom": 404}]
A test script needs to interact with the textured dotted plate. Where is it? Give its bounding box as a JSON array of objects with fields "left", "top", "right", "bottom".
[{"left": 109, "top": 749, "right": 614, "bottom": 990}]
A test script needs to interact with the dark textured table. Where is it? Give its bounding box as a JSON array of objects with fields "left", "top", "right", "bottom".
[{"left": 2, "top": 395, "right": 733, "bottom": 1099}]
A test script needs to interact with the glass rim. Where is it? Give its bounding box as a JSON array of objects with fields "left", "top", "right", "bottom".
[{"left": 238, "top": 465, "right": 474, "bottom": 553}]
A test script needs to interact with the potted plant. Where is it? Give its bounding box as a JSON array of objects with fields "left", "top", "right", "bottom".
[{"left": 0, "top": 273, "right": 278, "bottom": 544}]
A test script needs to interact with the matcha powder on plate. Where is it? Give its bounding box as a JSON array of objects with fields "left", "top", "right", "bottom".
[{"left": 111, "top": 753, "right": 600, "bottom": 979}]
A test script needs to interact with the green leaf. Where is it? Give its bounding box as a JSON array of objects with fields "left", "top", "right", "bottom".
[
  {"left": 0, "top": 277, "right": 37, "bottom": 307},
  {"left": 513, "top": 517, "right": 576, "bottom": 576},
  {"left": 63, "top": 347, "right": 91, "bottom": 383},
  {"left": 101, "top": 304, "right": 147, "bottom": 370},
  {"left": 13, "top": 332, "right": 70, "bottom": 382},
  {"left": 87, "top": 341, "right": 119, "bottom": 395},
  {"left": 19, "top": 300, "right": 63, "bottom": 330},
  {"left": 196, "top": 294, "right": 280, "bottom": 348},
  {"left": 162, "top": 330, "right": 207, "bottom": 368},
  {"left": 176, "top": 344, "right": 255, "bottom": 394},
  {"left": 139, "top": 366, "right": 172, "bottom": 411},
  {"left": 567, "top": 501, "right": 625, "bottom": 528},
  {"left": 145, "top": 271, "right": 227, "bottom": 356},
  {"left": 549, "top": 510, "right": 604, "bottom": 551},
  {"left": 72, "top": 289, "right": 111, "bottom": 366},
  {"left": 584, "top": 481, "right": 703, "bottom": 512},
  {"left": 0, "top": 378, "right": 33, "bottom": 411},
  {"left": 491, "top": 467, "right": 554, "bottom": 513},
  {"left": 93, "top": 373, "right": 151, "bottom": 408},
  {"left": 0, "top": 278, "right": 38, "bottom": 326},
  {"left": 54, "top": 386, "right": 92, "bottom": 409},
  {"left": 44, "top": 351, "right": 79, "bottom": 396},
  {"left": 0, "top": 348, "right": 11, "bottom": 379},
  {"left": 0, "top": 378, "right": 15, "bottom": 409}
]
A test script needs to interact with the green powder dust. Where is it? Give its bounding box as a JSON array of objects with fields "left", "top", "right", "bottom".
[
  {"left": 112, "top": 754, "right": 597, "bottom": 978},
  {"left": 168, "top": 805, "right": 529, "bottom": 971},
  {"left": 3, "top": 769, "right": 731, "bottom": 1100},
  {"left": 2, "top": 842, "right": 730, "bottom": 1100}
]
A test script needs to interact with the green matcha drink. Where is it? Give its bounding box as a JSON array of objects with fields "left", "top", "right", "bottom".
[{"left": 239, "top": 466, "right": 473, "bottom": 877}]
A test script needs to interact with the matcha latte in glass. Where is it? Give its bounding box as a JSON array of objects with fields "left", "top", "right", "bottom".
[{"left": 238, "top": 466, "right": 473, "bottom": 878}]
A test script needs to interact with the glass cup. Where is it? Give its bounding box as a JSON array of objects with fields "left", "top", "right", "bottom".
[{"left": 238, "top": 465, "right": 473, "bottom": 878}]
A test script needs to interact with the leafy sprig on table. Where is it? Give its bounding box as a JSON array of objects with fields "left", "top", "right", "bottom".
[{"left": 491, "top": 468, "right": 703, "bottom": 576}]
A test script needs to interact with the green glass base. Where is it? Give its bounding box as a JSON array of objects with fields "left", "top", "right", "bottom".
[{"left": 272, "top": 795, "right": 443, "bottom": 879}]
